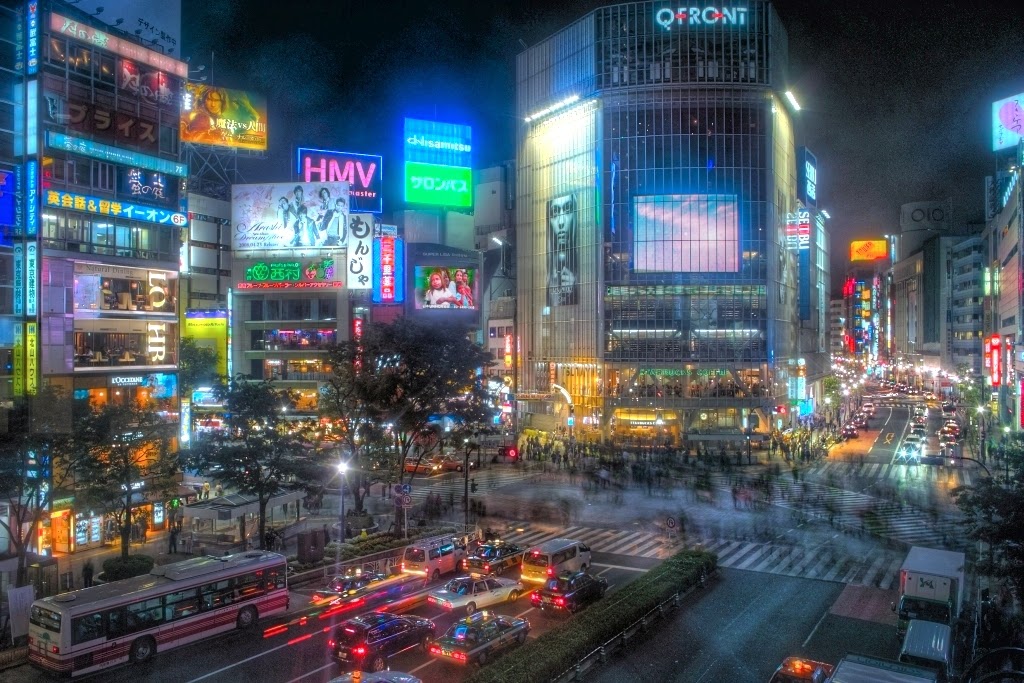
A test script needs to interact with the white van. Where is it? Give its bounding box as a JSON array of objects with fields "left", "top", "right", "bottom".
[
  {"left": 520, "top": 538, "right": 592, "bottom": 584},
  {"left": 898, "top": 620, "right": 953, "bottom": 682},
  {"left": 401, "top": 538, "right": 466, "bottom": 581}
]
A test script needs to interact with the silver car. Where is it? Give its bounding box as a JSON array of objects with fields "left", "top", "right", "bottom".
[{"left": 427, "top": 576, "right": 523, "bottom": 615}]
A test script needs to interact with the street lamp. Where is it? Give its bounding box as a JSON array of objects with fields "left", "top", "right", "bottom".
[
  {"left": 337, "top": 461, "right": 348, "bottom": 566},
  {"left": 976, "top": 406, "right": 987, "bottom": 463}
]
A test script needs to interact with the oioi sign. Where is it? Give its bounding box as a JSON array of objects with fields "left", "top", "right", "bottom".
[{"left": 655, "top": 6, "right": 749, "bottom": 29}]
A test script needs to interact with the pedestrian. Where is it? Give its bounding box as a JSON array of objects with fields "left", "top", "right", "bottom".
[
  {"left": 202, "top": 481, "right": 211, "bottom": 500},
  {"left": 82, "top": 560, "right": 94, "bottom": 588},
  {"left": 139, "top": 517, "right": 148, "bottom": 544},
  {"left": 185, "top": 531, "right": 194, "bottom": 555},
  {"left": 169, "top": 527, "right": 178, "bottom": 554},
  {"left": 214, "top": 482, "right": 223, "bottom": 498}
]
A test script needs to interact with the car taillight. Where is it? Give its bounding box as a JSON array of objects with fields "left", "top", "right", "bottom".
[
  {"left": 462, "top": 559, "right": 468, "bottom": 568},
  {"left": 51, "top": 645, "right": 60, "bottom": 654},
  {"left": 484, "top": 564, "right": 490, "bottom": 572},
  {"left": 455, "top": 651, "right": 467, "bottom": 661},
  {"left": 531, "top": 592, "right": 541, "bottom": 604},
  {"left": 354, "top": 645, "right": 366, "bottom": 656},
  {"left": 312, "top": 594, "right": 322, "bottom": 601},
  {"left": 401, "top": 562, "right": 405, "bottom": 571},
  {"left": 328, "top": 639, "right": 335, "bottom": 648},
  {"left": 547, "top": 566, "right": 555, "bottom": 576},
  {"left": 430, "top": 645, "right": 441, "bottom": 654},
  {"left": 555, "top": 597, "right": 565, "bottom": 606}
]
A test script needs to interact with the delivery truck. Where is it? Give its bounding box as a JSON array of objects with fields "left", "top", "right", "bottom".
[
  {"left": 893, "top": 546, "right": 966, "bottom": 637},
  {"left": 828, "top": 653, "right": 937, "bottom": 683}
]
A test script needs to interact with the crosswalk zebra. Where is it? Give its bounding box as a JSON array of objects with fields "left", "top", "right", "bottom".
[
  {"left": 801, "top": 460, "right": 980, "bottom": 488},
  {"left": 497, "top": 523, "right": 906, "bottom": 588}
]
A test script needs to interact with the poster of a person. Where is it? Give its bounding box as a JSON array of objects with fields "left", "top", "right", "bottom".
[{"left": 547, "top": 193, "right": 579, "bottom": 306}]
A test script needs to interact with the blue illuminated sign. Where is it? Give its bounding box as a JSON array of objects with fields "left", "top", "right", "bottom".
[
  {"left": 44, "top": 190, "right": 188, "bottom": 227},
  {"left": 372, "top": 235, "right": 405, "bottom": 304},
  {"left": 404, "top": 118, "right": 472, "bottom": 168},
  {"left": 0, "top": 169, "right": 15, "bottom": 228},
  {"left": 26, "top": 2, "right": 39, "bottom": 75},
  {"left": 26, "top": 160, "right": 37, "bottom": 237},
  {"left": 797, "top": 147, "right": 817, "bottom": 208},
  {"left": 46, "top": 132, "right": 187, "bottom": 177}
]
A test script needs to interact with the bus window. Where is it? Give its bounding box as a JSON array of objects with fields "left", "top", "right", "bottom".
[
  {"left": 266, "top": 564, "right": 286, "bottom": 590},
  {"left": 201, "top": 579, "right": 235, "bottom": 610},
  {"left": 165, "top": 589, "right": 200, "bottom": 621},
  {"left": 236, "top": 571, "right": 267, "bottom": 599},
  {"left": 107, "top": 607, "right": 126, "bottom": 638},
  {"left": 72, "top": 613, "right": 104, "bottom": 645},
  {"left": 30, "top": 605, "right": 61, "bottom": 633},
  {"left": 126, "top": 597, "right": 164, "bottom": 633}
]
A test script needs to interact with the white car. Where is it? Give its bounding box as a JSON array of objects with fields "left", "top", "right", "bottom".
[{"left": 426, "top": 576, "right": 524, "bottom": 615}]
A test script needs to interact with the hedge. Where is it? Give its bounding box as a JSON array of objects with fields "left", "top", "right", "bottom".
[
  {"left": 102, "top": 554, "right": 155, "bottom": 581},
  {"left": 288, "top": 525, "right": 460, "bottom": 572},
  {"left": 464, "top": 549, "right": 717, "bottom": 683}
]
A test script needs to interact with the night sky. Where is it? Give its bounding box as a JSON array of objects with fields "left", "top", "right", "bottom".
[{"left": 181, "top": 0, "right": 1024, "bottom": 287}]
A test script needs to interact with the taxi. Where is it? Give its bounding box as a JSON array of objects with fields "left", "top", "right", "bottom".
[
  {"left": 768, "top": 656, "right": 834, "bottom": 683},
  {"left": 427, "top": 611, "right": 529, "bottom": 667}
]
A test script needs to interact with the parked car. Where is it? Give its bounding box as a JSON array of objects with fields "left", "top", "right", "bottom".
[
  {"left": 462, "top": 542, "right": 526, "bottom": 577},
  {"left": 529, "top": 570, "right": 608, "bottom": 614},
  {"left": 427, "top": 575, "right": 524, "bottom": 615},
  {"left": 427, "top": 612, "right": 530, "bottom": 667},
  {"left": 329, "top": 612, "right": 435, "bottom": 672},
  {"left": 404, "top": 457, "right": 441, "bottom": 475}
]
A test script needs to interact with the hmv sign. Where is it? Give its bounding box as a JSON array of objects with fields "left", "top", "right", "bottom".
[
  {"left": 655, "top": 6, "right": 749, "bottom": 29},
  {"left": 297, "top": 148, "right": 383, "bottom": 214}
]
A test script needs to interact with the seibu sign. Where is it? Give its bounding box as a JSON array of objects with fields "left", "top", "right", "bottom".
[{"left": 656, "top": 6, "right": 749, "bottom": 29}]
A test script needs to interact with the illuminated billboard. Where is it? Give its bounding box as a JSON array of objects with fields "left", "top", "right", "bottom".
[
  {"left": 797, "top": 147, "right": 817, "bottom": 208},
  {"left": 45, "top": 190, "right": 187, "bottom": 227},
  {"left": 849, "top": 240, "right": 888, "bottom": 262},
  {"left": 230, "top": 182, "right": 350, "bottom": 251},
  {"left": 404, "top": 118, "right": 472, "bottom": 168},
  {"left": 237, "top": 257, "right": 343, "bottom": 291},
  {"left": 632, "top": 194, "right": 739, "bottom": 273},
  {"left": 992, "top": 92, "right": 1024, "bottom": 152},
  {"left": 184, "top": 310, "right": 228, "bottom": 377},
  {"left": 297, "top": 148, "right": 382, "bottom": 214},
  {"left": 404, "top": 162, "right": 472, "bottom": 207},
  {"left": 50, "top": 13, "right": 186, "bottom": 77},
  {"left": 405, "top": 243, "right": 480, "bottom": 324},
  {"left": 373, "top": 236, "right": 405, "bottom": 304},
  {"left": 181, "top": 83, "right": 268, "bottom": 151}
]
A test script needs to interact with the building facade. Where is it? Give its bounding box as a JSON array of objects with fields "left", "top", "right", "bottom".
[{"left": 515, "top": 1, "right": 811, "bottom": 446}]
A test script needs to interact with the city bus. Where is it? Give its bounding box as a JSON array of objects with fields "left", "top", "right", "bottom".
[{"left": 28, "top": 551, "right": 289, "bottom": 677}]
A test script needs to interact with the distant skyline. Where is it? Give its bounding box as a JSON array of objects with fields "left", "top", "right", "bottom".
[{"left": 181, "top": 0, "right": 1024, "bottom": 287}]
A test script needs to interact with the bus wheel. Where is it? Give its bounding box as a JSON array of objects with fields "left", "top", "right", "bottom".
[
  {"left": 129, "top": 636, "right": 156, "bottom": 664},
  {"left": 236, "top": 606, "right": 258, "bottom": 630}
]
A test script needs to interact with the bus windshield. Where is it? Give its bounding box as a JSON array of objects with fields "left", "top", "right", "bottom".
[{"left": 30, "top": 605, "right": 61, "bottom": 633}]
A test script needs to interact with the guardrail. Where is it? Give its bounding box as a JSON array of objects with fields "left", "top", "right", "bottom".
[
  {"left": 0, "top": 646, "right": 28, "bottom": 671},
  {"left": 549, "top": 570, "right": 712, "bottom": 683}
]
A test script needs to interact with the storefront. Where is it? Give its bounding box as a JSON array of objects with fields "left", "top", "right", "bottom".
[{"left": 73, "top": 372, "right": 178, "bottom": 411}]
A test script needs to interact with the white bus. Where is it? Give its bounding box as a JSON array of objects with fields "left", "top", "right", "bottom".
[{"left": 28, "top": 551, "right": 289, "bottom": 677}]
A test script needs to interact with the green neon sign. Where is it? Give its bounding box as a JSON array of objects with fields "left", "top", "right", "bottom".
[{"left": 404, "top": 161, "right": 472, "bottom": 207}]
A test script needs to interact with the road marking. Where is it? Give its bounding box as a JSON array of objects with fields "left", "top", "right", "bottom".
[
  {"left": 592, "top": 562, "right": 649, "bottom": 573},
  {"left": 884, "top": 433, "right": 894, "bottom": 444},
  {"left": 284, "top": 663, "right": 334, "bottom": 683},
  {"left": 803, "top": 608, "right": 830, "bottom": 647},
  {"left": 516, "top": 607, "right": 535, "bottom": 618},
  {"left": 409, "top": 658, "right": 437, "bottom": 674},
  {"left": 186, "top": 637, "right": 302, "bottom": 682}
]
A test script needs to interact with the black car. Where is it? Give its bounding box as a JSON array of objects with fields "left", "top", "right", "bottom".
[
  {"left": 313, "top": 571, "right": 388, "bottom": 604},
  {"left": 427, "top": 611, "right": 529, "bottom": 667},
  {"left": 329, "top": 611, "right": 435, "bottom": 672},
  {"left": 840, "top": 424, "right": 858, "bottom": 440},
  {"left": 530, "top": 570, "right": 608, "bottom": 613},
  {"left": 462, "top": 542, "right": 525, "bottom": 576}
]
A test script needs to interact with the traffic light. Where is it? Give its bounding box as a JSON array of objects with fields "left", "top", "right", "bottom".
[
  {"left": 776, "top": 405, "right": 788, "bottom": 415},
  {"left": 501, "top": 446, "right": 519, "bottom": 461}
]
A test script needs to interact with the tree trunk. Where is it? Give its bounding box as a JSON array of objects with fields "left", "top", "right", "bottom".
[
  {"left": 122, "top": 493, "right": 133, "bottom": 559},
  {"left": 257, "top": 497, "right": 269, "bottom": 550}
]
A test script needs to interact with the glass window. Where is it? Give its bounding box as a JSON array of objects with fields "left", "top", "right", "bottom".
[
  {"left": 126, "top": 597, "right": 164, "bottom": 633},
  {"left": 29, "top": 605, "right": 61, "bottom": 633},
  {"left": 107, "top": 607, "right": 126, "bottom": 638},
  {"left": 165, "top": 588, "right": 200, "bottom": 621},
  {"left": 284, "top": 299, "right": 311, "bottom": 320},
  {"left": 236, "top": 570, "right": 267, "bottom": 599},
  {"left": 72, "top": 612, "right": 104, "bottom": 645},
  {"left": 93, "top": 162, "right": 115, "bottom": 191},
  {"left": 200, "top": 579, "right": 236, "bottom": 610},
  {"left": 317, "top": 296, "right": 337, "bottom": 320}
]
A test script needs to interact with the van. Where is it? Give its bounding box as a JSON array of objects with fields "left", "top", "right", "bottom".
[
  {"left": 401, "top": 538, "right": 466, "bottom": 581},
  {"left": 520, "top": 539, "right": 591, "bottom": 584},
  {"left": 898, "top": 620, "right": 953, "bottom": 682}
]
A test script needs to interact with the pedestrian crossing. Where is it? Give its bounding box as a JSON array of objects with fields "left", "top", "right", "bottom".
[
  {"left": 496, "top": 522, "right": 906, "bottom": 588},
  {"left": 803, "top": 459, "right": 978, "bottom": 488}
]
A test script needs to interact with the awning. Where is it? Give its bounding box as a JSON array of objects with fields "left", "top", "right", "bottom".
[{"left": 184, "top": 490, "right": 305, "bottom": 521}]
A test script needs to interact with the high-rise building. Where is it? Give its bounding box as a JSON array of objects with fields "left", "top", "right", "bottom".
[{"left": 514, "top": 1, "right": 817, "bottom": 446}]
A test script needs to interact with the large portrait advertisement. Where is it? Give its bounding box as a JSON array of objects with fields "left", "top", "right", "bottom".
[
  {"left": 546, "top": 194, "right": 579, "bottom": 306},
  {"left": 632, "top": 194, "right": 739, "bottom": 273},
  {"left": 413, "top": 266, "right": 477, "bottom": 310},
  {"left": 181, "top": 83, "right": 268, "bottom": 151},
  {"left": 231, "top": 182, "right": 350, "bottom": 251}
]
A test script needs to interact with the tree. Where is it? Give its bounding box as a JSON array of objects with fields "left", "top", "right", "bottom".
[
  {"left": 319, "top": 318, "right": 494, "bottom": 519},
  {"left": 0, "top": 389, "right": 78, "bottom": 586},
  {"left": 953, "top": 437, "right": 1024, "bottom": 597},
  {"left": 187, "top": 377, "right": 324, "bottom": 549},
  {"left": 178, "top": 337, "right": 221, "bottom": 438},
  {"left": 75, "top": 402, "right": 179, "bottom": 559}
]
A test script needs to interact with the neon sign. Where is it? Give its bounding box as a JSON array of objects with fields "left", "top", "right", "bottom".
[
  {"left": 655, "top": 6, "right": 749, "bottom": 29},
  {"left": 47, "top": 132, "right": 187, "bottom": 177},
  {"left": 990, "top": 334, "right": 1001, "bottom": 387},
  {"left": 45, "top": 190, "right": 187, "bottom": 227},
  {"left": 372, "top": 236, "right": 405, "bottom": 304},
  {"left": 50, "top": 13, "right": 187, "bottom": 77},
  {"left": 297, "top": 148, "right": 382, "bottom": 214},
  {"left": 785, "top": 210, "right": 810, "bottom": 251},
  {"left": 244, "top": 258, "right": 338, "bottom": 285}
]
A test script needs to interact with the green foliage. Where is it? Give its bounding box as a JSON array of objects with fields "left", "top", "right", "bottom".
[
  {"left": 178, "top": 337, "right": 221, "bottom": 399},
  {"left": 464, "top": 551, "right": 717, "bottom": 683},
  {"left": 187, "top": 377, "right": 328, "bottom": 550},
  {"left": 954, "top": 440, "right": 1024, "bottom": 597},
  {"left": 102, "top": 554, "right": 155, "bottom": 581}
]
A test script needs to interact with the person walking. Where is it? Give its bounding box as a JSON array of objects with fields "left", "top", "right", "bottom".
[
  {"left": 168, "top": 527, "right": 178, "bottom": 554},
  {"left": 82, "top": 560, "right": 94, "bottom": 588}
]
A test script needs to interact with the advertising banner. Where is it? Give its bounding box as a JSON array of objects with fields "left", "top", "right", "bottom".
[
  {"left": 547, "top": 193, "right": 580, "bottom": 306},
  {"left": 184, "top": 310, "right": 228, "bottom": 377},
  {"left": 45, "top": 190, "right": 187, "bottom": 227},
  {"left": 118, "top": 168, "right": 179, "bottom": 208},
  {"left": 404, "top": 118, "right": 472, "bottom": 168},
  {"left": 25, "top": 243, "right": 37, "bottom": 316},
  {"left": 230, "top": 182, "right": 350, "bottom": 251},
  {"left": 849, "top": 240, "right": 888, "bottom": 262},
  {"left": 119, "top": 59, "right": 178, "bottom": 107},
  {"left": 50, "top": 97, "right": 159, "bottom": 152},
  {"left": 797, "top": 147, "right": 817, "bottom": 208},
  {"left": 49, "top": 13, "right": 186, "bottom": 77},
  {"left": 237, "top": 257, "right": 343, "bottom": 291},
  {"left": 405, "top": 243, "right": 480, "bottom": 323},
  {"left": 13, "top": 324, "right": 23, "bottom": 397},
  {"left": 413, "top": 266, "right": 477, "bottom": 310},
  {"left": 47, "top": 132, "right": 187, "bottom": 177},
  {"left": 347, "top": 214, "right": 374, "bottom": 290},
  {"left": 181, "top": 83, "right": 268, "bottom": 151},
  {"left": 13, "top": 244, "right": 23, "bottom": 316},
  {"left": 992, "top": 92, "right": 1024, "bottom": 152},
  {"left": 632, "top": 194, "right": 739, "bottom": 274},
  {"left": 373, "top": 236, "right": 405, "bottom": 303},
  {"left": 297, "top": 148, "right": 382, "bottom": 214},
  {"left": 404, "top": 162, "right": 472, "bottom": 207},
  {"left": 900, "top": 201, "right": 951, "bottom": 234},
  {"left": 26, "top": 322, "right": 38, "bottom": 395}
]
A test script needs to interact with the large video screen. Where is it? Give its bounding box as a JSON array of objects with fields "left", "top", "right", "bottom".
[
  {"left": 412, "top": 266, "right": 478, "bottom": 310},
  {"left": 633, "top": 194, "right": 739, "bottom": 273},
  {"left": 181, "top": 83, "right": 268, "bottom": 151},
  {"left": 231, "top": 182, "right": 350, "bottom": 251}
]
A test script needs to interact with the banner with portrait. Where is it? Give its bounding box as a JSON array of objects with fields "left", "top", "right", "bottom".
[
  {"left": 546, "top": 194, "right": 579, "bottom": 306},
  {"left": 231, "top": 182, "right": 350, "bottom": 251},
  {"left": 181, "top": 83, "right": 268, "bottom": 151}
]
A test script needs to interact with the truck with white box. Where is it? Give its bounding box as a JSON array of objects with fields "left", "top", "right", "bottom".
[{"left": 893, "top": 546, "right": 966, "bottom": 637}]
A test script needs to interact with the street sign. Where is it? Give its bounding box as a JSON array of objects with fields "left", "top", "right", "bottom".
[
  {"left": 401, "top": 484, "right": 412, "bottom": 495},
  {"left": 401, "top": 494, "right": 413, "bottom": 507},
  {"left": 666, "top": 516, "right": 677, "bottom": 530},
  {"left": 393, "top": 484, "right": 404, "bottom": 496}
]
